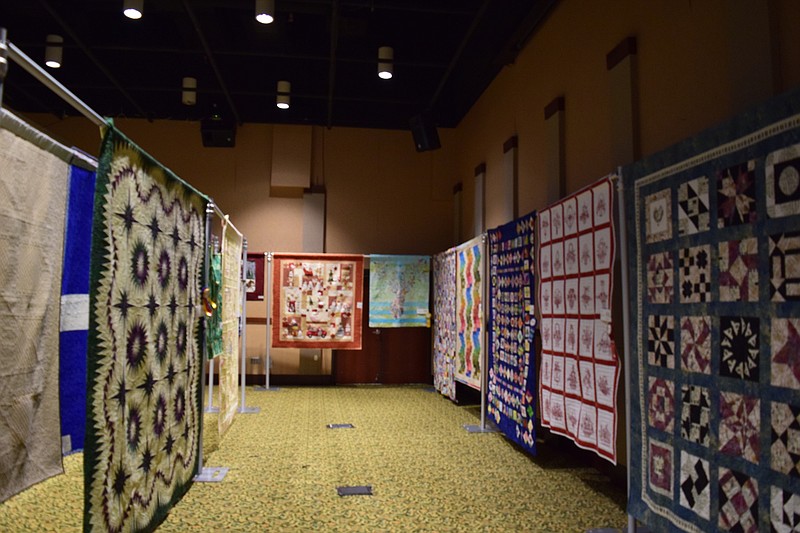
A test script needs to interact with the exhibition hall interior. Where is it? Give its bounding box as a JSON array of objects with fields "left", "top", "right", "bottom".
[{"left": 1, "top": 1, "right": 799, "bottom": 531}]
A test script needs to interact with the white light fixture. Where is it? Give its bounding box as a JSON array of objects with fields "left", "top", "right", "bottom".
[
  {"left": 378, "top": 46, "right": 393, "bottom": 80},
  {"left": 255, "top": 0, "right": 275, "bottom": 24},
  {"left": 276, "top": 80, "right": 290, "bottom": 109},
  {"left": 182, "top": 77, "right": 197, "bottom": 106},
  {"left": 44, "top": 34, "right": 63, "bottom": 69},
  {"left": 123, "top": 0, "right": 143, "bottom": 20}
]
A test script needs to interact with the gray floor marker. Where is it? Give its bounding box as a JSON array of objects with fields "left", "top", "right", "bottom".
[
  {"left": 327, "top": 423, "right": 355, "bottom": 429},
  {"left": 337, "top": 485, "right": 373, "bottom": 496}
]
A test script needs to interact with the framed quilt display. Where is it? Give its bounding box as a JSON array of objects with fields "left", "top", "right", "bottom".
[
  {"left": 433, "top": 248, "right": 457, "bottom": 400},
  {"left": 245, "top": 252, "right": 264, "bottom": 301},
  {"left": 368, "top": 255, "right": 431, "bottom": 328},
  {"left": 625, "top": 88, "right": 800, "bottom": 532},
  {"left": 487, "top": 211, "right": 538, "bottom": 454},
  {"left": 271, "top": 253, "right": 364, "bottom": 350},
  {"left": 85, "top": 127, "right": 205, "bottom": 532},
  {"left": 538, "top": 176, "right": 620, "bottom": 463},
  {"left": 455, "top": 235, "right": 485, "bottom": 390}
]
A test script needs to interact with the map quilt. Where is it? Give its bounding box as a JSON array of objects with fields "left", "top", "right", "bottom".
[
  {"left": 433, "top": 248, "right": 457, "bottom": 400},
  {"left": 85, "top": 127, "right": 205, "bottom": 532},
  {"left": 538, "top": 176, "right": 620, "bottom": 463},
  {"left": 487, "top": 211, "right": 537, "bottom": 454},
  {"left": 625, "top": 88, "right": 800, "bottom": 532},
  {"left": 368, "top": 255, "right": 430, "bottom": 328},
  {"left": 456, "top": 235, "right": 484, "bottom": 390},
  {"left": 272, "top": 253, "right": 364, "bottom": 349}
]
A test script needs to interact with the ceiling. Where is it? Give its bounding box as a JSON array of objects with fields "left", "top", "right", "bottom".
[{"left": 0, "top": 0, "right": 556, "bottom": 131}]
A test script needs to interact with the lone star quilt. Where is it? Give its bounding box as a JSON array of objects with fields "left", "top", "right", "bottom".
[
  {"left": 625, "top": 88, "right": 800, "bottom": 533},
  {"left": 367, "top": 255, "right": 431, "bottom": 328},
  {"left": 272, "top": 253, "right": 364, "bottom": 349},
  {"left": 60, "top": 164, "right": 97, "bottom": 454},
  {"left": 85, "top": 127, "right": 206, "bottom": 532},
  {"left": 433, "top": 248, "right": 457, "bottom": 400},
  {"left": 218, "top": 222, "right": 242, "bottom": 438},
  {"left": 538, "top": 176, "right": 620, "bottom": 464},
  {"left": 0, "top": 122, "right": 67, "bottom": 502},
  {"left": 456, "top": 235, "right": 485, "bottom": 390},
  {"left": 487, "top": 211, "right": 538, "bottom": 454}
]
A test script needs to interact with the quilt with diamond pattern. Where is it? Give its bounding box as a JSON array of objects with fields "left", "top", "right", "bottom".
[{"left": 625, "top": 88, "right": 800, "bottom": 532}]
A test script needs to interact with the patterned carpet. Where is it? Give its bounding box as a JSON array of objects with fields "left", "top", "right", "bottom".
[{"left": 0, "top": 386, "right": 627, "bottom": 532}]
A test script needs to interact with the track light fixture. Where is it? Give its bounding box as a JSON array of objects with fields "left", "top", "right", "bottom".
[
  {"left": 182, "top": 77, "right": 197, "bottom": 106},
  {"left": 378, "top": 46, "right": 393, "bottom": 80},
  {"left": 123, "top": 0, "right": 143, "bottom": 20},
  {"left": 44, "top": 34, "right": 63, "bottom": 69},
  {"left": 276, "top": 80, "right": 290, "bottom": 109},
  {"left": 255, "top": 0, "right": 275, "bottom": 24}
]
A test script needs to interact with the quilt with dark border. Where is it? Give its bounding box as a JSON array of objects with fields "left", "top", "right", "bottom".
[
  {"left": 625, "top": 88, "right": 800, "bottom": 533},
  {"left": 433, "top": 248, "right": 457, "bottom": 401},
  {"left": 271, "top": 253, "right": 364, "bottom": 350},
  {"left": 455, "top": 235, "right": 484, "bottom": 390},
  {"left": 487, "top": 211, "right": 537, "bottom": 453},
  {"left": 538, "top": 176, "right": 620, "bottom": 463},
  {"left": 85, "top": 127, "right": 205, "bottom": 532}
]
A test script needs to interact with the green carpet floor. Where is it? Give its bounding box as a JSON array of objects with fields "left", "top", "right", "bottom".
[{"left": 0, "top": 385, "right": 627, "bottom": 532}]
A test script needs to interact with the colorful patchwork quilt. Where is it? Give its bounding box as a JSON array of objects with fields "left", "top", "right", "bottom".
[
  {"left": 433, "top": 248, "right": 457, "bottom": 400},
  {"left": 538, "top": 176, "right": 620, "bottom": 463},
  {"left": 368, "top": 255, "right": 431, "bottom": 328},
  {"left": 205, "top": 253, "right": 223, "bottom": 359},
  {"left": 218, "top": 222, "right": 242, "bottom": 438},
  {"left": 456, "top": 236, "right": 484, "bottom": 390},
  {"left": 625, "top": 88, "right": 800, "bottom": 532},
  {"left": 487, "top": 211, "right": 537, "bottom": 453},
  {"left": 272, "top": 253, "right": 364, "bottom": 349},
  {"left": 85, "top": 127, "right": 205, "bottom": 532}
]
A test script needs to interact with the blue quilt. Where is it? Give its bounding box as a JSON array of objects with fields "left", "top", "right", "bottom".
[
  {"left": 487, "top": 211, "right": 537, "bottom": 453},
  {"left": 625, "top": 88, "right": 800, "bottom": 532}
]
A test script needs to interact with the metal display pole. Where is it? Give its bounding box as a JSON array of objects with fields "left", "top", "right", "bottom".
[
  {"left": 239, "top": 239, "right": 260, "bottom": 413},
  {"left": 205, "top": 359, "right": 218, "bottom": 413},
  {"left": 256, "top": 252, "right": 278, "bottom": 391}
]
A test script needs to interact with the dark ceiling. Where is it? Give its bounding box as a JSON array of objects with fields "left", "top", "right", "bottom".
[{"left": 0, "top": 0, "right": 556, "bottom": 131}]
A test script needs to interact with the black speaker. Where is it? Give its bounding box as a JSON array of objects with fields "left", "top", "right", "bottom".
[
  {"left": 410, "top": 112, "right": 441, "bottom": 152},
  {"left": 201, "top": 117, "right": 236, "bottom": 147}
]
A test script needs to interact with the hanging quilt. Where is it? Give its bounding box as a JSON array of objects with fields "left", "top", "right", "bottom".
[
  {"left": 245, "top": 252, "right": 265, "bottom": 301},
  {"left": 538, "top": 176, "right": 619, "bottom": 463},
  {"left": 205, "top": 253, "right": 223, "bottom": 359},
  {"left": 626, "top": 89, "right": 800, "bottom": 532},
  {"left": 60, "top": 164, "right": 97, "bottom": 454},
  {"left": 487, "top": 211, "right": 537, "bottom": 454},
  {"left": 218, "top": 222, "right": 242, "bottom": 438},
  {"left": 272, "top": 253, "right": 364, "bottom": 349},
  {"left": 368, "top": 255, "right": 431, "bottom": 328},
  {"left": 0, "top": 124, "right": 67, "bottom": 502},
  {"left": 85, "top": 127, "right": 205, "bottom": 532},
  {"left": 433, "top": 248, "right": 457, "bottom": 400},
  {"left": 455, "top": 235, "right": 484, "bottom": 390}
]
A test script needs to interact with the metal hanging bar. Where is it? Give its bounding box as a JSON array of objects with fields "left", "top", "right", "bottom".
[{"left": 239, "top": 238, "right": 260, "bottom": 413}]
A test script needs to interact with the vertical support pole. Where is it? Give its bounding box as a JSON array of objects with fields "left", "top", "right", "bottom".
[
  {"left": 480, "top": 232, "right": 488, "bottom": 430},
  {"left": 265, "top": 252, "right": 274, "bottom": 390},
  {"left": 239, "top": 239, "right": 260, "bottom": 413},
  {"left": 0, "top": 28, "right": 8, "bottom": 108},
  {"left": 205, "top": 358, "right": 217, "bottom": 413}
]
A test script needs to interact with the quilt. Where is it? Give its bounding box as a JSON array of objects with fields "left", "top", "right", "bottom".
[
  {"left": 625, "top": 88, "right": 800, "bottom": 532},
  {"left": 368, "top": 255, "right": 430, "bottom": 328},
  {"left": 218, "top": 222, "right": 242, "bottom": 438},
  {"left": 205, "top": 253, "right": 223, "bottom": 359},
  {"left": 0, "top": 125, "right": 67, "bottom": 502},
  {"left": 487, "top": 211, "right": 537, "bottom": 454},
  {"left": 60, "top": 164, "right": 97, "bottom": 454},
  {"left": 433, "top": 248, "right": 457, "bottom": 400},
  {"left": 272, "top": 253, "right": 364, "bottom": 349},
  {"left": 455, "top": 235, "right": 484, "bottom": 390},
  {"left": 85, "top": 127, "right": 205, "bottom": 532},
  {"left": 538, "top": 176, "right": 620, "bottom": 463}
]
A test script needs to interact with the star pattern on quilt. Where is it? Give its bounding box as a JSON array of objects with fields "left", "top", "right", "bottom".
[
  {"left": 679, "top": 176, "right": 710, "bottom": 235},
  {"left": 717, "top": 160, "right": 757, "bottom": 228},
  {"left": 719, "top": 391, "right": 760, "bottom": 464},
  {"left": 647, "top": 251, "right": 674, "bottom": 304},
  {"left": 680, "top": 451, "right": 710, "bottom": 520},
  {"left": 720, "top": 316, "right": 760, "bottom": 382},
  {"left": 719, "top": 237, "right": 759, "bottom": 302},
  {"left": 647, "top": 315, "right": 674, "bottom": 368},
  {"left": 770, "top": 231, "right": 800, "bottom": 301},
  {"left": 645, "top": 189, "right": 672, "bottom": 243},
  {"left": 771, "top": 318, "right": 800, "bottom": 389},
  {"left": 766, "top": 144, "right": 800, "bottom": 219},
  {"left": 647, "top": 377, "right": 675, "bottom": 432},
  {"left": 648, "top": 439, "right": 673, "bottom": 498},
  {"left": 719, "top": 467, "right": 759, "bottom": 533},
  {"left": 681, "top": 384, "right": 710, "bottom": 446},
  {"left": 771, "top": 401, "right": 800, "bottom": 478},
  {"left": 680, "top": 316, "right": 711, "bottom": 374},
  {"left": 679, "top": 245, "right": 711, "bottom": 303},
  {"left": 771, "top": 486, "right": 800, "bottom": 533}
]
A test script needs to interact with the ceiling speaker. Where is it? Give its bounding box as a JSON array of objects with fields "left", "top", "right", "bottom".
[{"left": 409, "top": 112, "right": 440, "bottom": 152}]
